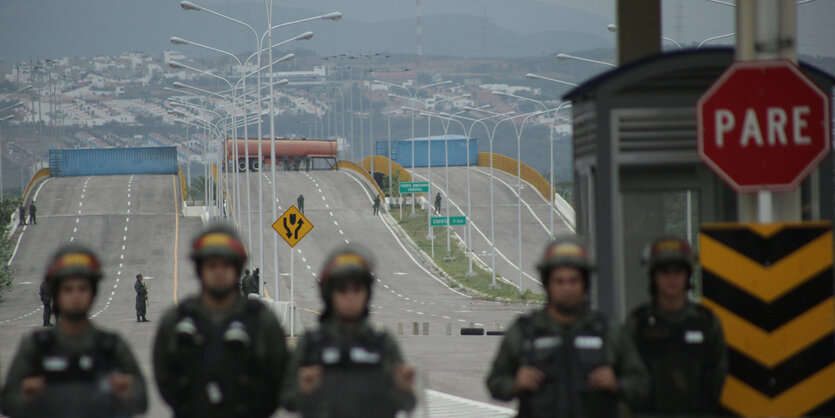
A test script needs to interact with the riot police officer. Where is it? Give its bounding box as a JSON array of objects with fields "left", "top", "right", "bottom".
[
  {"left": 283, "top": 245, "right": 417, "bottom": 418},
  {"left": 0, "top": 244, "right": 148, "bottom": 418},
  {"left": 625, "top": 237, "right": 727, "bottom": 417},
  {"left": 486, "top": 238, "right": 650, "bottom": 418},
  {"left": 152, "top": 223, "right": 288, "bottom": 418}
]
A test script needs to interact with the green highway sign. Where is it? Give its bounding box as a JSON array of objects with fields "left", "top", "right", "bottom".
[
  {"left": 431, "top": 216, "right": 448, "bottom": 227},
  {"left": 450, "top": 216, "right": 467, "bottom": 226},
  {"left": 399, "top": 181, "right": 429, "bottom": 193}
]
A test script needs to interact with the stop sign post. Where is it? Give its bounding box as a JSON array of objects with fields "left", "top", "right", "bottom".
[{"left": 697, "top": 60, "right": 831, "bottom": 193}]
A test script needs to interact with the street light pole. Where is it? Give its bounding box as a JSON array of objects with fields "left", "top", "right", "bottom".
[{"left": 492, "top": 109, "right": 549, "bottom": 293}]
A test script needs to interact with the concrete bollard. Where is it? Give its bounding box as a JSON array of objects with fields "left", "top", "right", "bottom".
[
  {"left": 422, "top": 322, "right": 429, "bottom": 335},
  {"left": 398, "top": 322, "right": 404, "bottom": 336},
  {"left": 446, "top": 323, "right": 452, "bottom": 336},
  {"left": 413, "top": 322, "right": 419, "bottom": 335}
]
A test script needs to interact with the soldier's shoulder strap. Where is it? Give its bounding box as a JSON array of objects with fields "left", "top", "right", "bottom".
[
  {"left": 585, "top": 310, "right": 610, "bottom": 336},
  {"left": 514, "top": 311, "right": 540, "bottom": 340},
  {"left": 93, "top": 329, "right": 119, "bottom": 355},
  {"left": 175, "top": 296, "right": 201, "bottom": 320},
  {"left": 33, "top": 328, "right": 56, "bottom": 352}
]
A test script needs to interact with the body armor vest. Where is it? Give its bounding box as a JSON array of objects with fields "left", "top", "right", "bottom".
[
  {"left": 300, "top": 326, "right": 399, "bottom": 418},
  {"left": 518, "top": 313, "right": 619, "bottom": 418},
  {"left": 170, "top": 297, "right": 272, "bottom": 418},
  {"left": 27, "top": 329, "right": 123, "bottom": 418},
  {"left": 632, "top": 304, "right": 716, "bottom": 414}
]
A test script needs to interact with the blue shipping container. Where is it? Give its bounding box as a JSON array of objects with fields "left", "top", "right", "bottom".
[
  {"left": 376, "top": 135, "right": 477, "bottom": 168},
  {"left": 51, "top": 146, "right": 179, "bottom": 177}
]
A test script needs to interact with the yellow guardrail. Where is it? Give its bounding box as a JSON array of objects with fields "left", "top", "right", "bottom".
[
  {"left": 336, "top": 160, "right": 385, "bottom": 200},
  {"left": 22, "top": 168, "right": 50, "bottom": 203},
  {"left": 478, "top": 152, "right": 555, "bottom": 203},
  {"left": 177, "top": 166, "right": 187, "bottom": 202},
  {"left": 360, "top": 155, "right": 414, "bottom": 183},
  {"left": 359, "top": 155, "right": 423, "bottom": 198}
]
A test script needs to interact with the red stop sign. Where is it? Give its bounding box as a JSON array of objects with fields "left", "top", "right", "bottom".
[{"left": 697, "top": 60, "right": 831, "bottom": 192}]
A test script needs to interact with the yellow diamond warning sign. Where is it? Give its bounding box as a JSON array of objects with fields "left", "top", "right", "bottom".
[{"left": 272, "top": 205, "right": 313, "bottom": 247}]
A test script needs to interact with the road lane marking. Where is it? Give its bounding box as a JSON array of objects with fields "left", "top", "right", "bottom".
[{"left": 172, "top": 175, "right": 180, "bottom": 305}]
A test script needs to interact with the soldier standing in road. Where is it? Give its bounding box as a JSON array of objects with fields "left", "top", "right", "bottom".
[
  {"left": 251, "top": 268, "right": 261, "bottom": 294},
  {"left": 135, "top": 274, "right": 149, "bottom": 323},
  {"left": 373, "top": 195, "right": 381, "bottom": 215},
  {"left": 240, "top": 269, "right": 251, "bottom": 295},
  {"left": 283, "top": 245, "right": 417, "bottom": 418},
  {"left": 18, "top": 203, "right": 26, "bottom": 225},
  {"left": 0, "top": 244, "right": 148, "bottom": 418},
  {"left": 152, "top": 223, "right": 288, "bottom": 418},
  {"left": 298, "top": 194, "right": 305, "bottom": 214},
  {"left": 486, "top": 238, "right": 650, "bottom": 417},
  {"left": 242, "top": 268, "right": 259, "bottom": 297},
  {"left": 39, "top": 280, "right": 52, "bottom": 326},
  {"left": 625, "top": 237, "right": 727, "bottom": 417},
  {"left": 434, "top": 192, "right": 441, "bottom": 214},
  {"left": 28, "top": 202, "right": 36, "bottom": 225}
]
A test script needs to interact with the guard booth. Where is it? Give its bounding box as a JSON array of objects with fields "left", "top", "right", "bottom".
[{"left": 563, "top": 48, "right": 835, "bottom": 319}]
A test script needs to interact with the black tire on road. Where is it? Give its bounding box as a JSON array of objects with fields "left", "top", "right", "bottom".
[
  {"left": 460, "top": 327, "right": 485, "bottom": 336},
  {"left": 238, "top": 159, "right": 248, "bottom": 172},
  {"left": 249, "top": 158, "right": 260, "bottom": 172}
]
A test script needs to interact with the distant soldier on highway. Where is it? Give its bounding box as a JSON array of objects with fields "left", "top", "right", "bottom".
[
  {"left": 373, "top": 195, "right": 381, "bottom": 215},
  {"left": 251, "top": 267, "right": 261, "bottom": 294},
  {"left": 28, "top": 202, "right": 37, "bottom": 225},
  {"left": 434, "top": 192, "right": 441, "bottom": 214},
  {"left": 298, "top": 194, "right": 305, "bottom": 214},
  {"left": 240, "top": 269, "right": 251, "bottom": 295},
  {"left": 18, "top": 203, "right": 26, "bottom": 225},
  {"left": 487, "top": 238, "right": 649, "bottom": 418},
  {"left": 135, "top": 274, "right": 149, "bottom": 323},
  {"left": 0, "top": 244, "right": 148, "bottom": 418},
  {"left": 241, "top": 268, "right": 259, "bottom": 296},
  {"left": 39, "top": 280, "right": 52, "bottom": 326},
  {"left": 152, "top": 223, "right": 288, "bottom": 418},
  {"left": 625, "top": 237, "right": 727, "bottom": 417},
  {"left": 283, "top": 245, "right": 417, "bottom": 418}
]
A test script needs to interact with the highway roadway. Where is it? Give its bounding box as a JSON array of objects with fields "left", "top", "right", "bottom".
[
  {"left": 0, "top": 168, "right": 536, "bottom": 416},
  {"left": 0, "top": 174, "right": 204, "bottom": 418},
  {"left": 409, "top": 166, "right": 574, "bottom": 292},
  {"left": 233, "top": 168, "right": 533, "bottom": 409}
]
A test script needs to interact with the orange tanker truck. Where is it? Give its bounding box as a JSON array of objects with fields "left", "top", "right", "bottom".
[{"left": 225, "top": 138, "right": 338, "bottom": 171}]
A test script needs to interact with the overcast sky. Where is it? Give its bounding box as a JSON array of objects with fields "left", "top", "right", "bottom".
[
  {"left": 198, "top": 0, "right": 833, "bottom": 57},
  {"left": 0, "top": 0, "right": 832, "bottom": 61}
]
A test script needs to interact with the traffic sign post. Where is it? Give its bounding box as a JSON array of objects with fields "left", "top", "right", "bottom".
[
  {"left": 272, "top": 205, "right": 314, "bottom": 337},
  {"left": 698, "top": 60, "right": 831, "bottom": 221},
  {"left": 399, "top": 181, "right": 429, "bottom": 194},
  {"left": 399, "top": 182, "right": 429, "bottom": 220},
  {"left": 430, "top": 216, "right": 448, "bottom": 227}
]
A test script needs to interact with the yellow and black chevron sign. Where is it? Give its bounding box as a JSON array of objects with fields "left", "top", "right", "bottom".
[{"left": 700, "top": 222, "right": 835, "bottom": 416}]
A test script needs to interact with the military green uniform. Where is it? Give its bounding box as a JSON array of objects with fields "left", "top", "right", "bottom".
[
  {"left": 152, "top": 295, "right": 288, "bottom": 418},
  {"left": 39, "top": 281, "right": 52, "bottom": 326},
  {"left": 487, "top": 307, "right": 650, "bottom": 418},
  {"left": 283, "top": 320, "right": 417, "bottom": 418},
  {"left": 134, "top": 280, "right": 148, "bottom": 322},
  {"left": 625, "top": 302, "right": 727, "bottom": 417},
  {"left": 0, "top": 324, "right": 148, "bottom": 418}
]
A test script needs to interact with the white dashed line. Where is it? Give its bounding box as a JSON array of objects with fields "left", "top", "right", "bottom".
[{"left": 339, "top": 230, "right": 344, "bottom": 235}]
